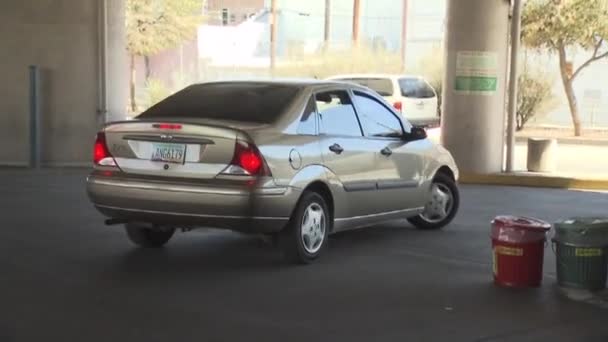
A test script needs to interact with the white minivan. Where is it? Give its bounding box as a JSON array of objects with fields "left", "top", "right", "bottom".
[{"left": 327, "top": 74, "right": 441, "bottom": 142}]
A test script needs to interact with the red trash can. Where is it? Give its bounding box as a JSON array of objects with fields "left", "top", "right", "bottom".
[{"left": 491, "top": 216, "right": 551, "bottom": 288}]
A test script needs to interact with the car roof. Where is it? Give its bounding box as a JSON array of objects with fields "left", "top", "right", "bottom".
[
  {"left": 196, "top": 78, "right": 330, "bottom": 86},
  {"left": 189, "top": 79, "right": 375, "bottom": 92}
]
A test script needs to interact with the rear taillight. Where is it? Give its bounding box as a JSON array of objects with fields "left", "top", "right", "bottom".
[
  {"left": 93, "top": 132, "right": 117, "bottom": 167},
  {"left": 393, "top": 101, "right": 402, "bottom": 112},
  {"left": 221, "top": 141, "right": 270, "bottom": 177},
  {"left": 153, "top": 123, "right": 182, "bottom": 130}
]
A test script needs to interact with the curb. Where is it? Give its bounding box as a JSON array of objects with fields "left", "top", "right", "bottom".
[
  {"left": 515, "top": 136, "right": 608, "bottom": 147},
  {"left": 460, "top": 173, "right": 608, "bottom": 191}
]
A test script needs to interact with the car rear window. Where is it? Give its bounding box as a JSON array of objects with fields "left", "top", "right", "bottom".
[
  {"left": 398, "top": 78, "right": 435, "bottom": 99},
  {"left": 137, "top": 83, "right": 301, "bottom": 123},
  {"left": 336, "top": 78, "right": 394, "bottom": 96}
]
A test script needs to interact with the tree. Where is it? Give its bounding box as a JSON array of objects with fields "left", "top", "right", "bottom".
[
  {"left": 516, "top": 68, "right": 555, "bottom": 131},
  {"left": 126, "top": 0, "right": 203, "bottom": 112},
  {"left": 522, "top": 0, "right": 608, "bottom": 136}
]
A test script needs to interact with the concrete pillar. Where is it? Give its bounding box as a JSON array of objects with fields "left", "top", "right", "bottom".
[
  {"left": 1, "top": 0, "right": 107, "bottom": 166},
  {"left": 104, "top": 0, "right": 128, "bottom": 123},
  {"left": 442, "top": 0, "right": 510, "bottom": 174}
]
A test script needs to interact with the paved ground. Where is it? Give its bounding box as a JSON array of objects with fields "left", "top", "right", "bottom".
[
  {"left": 1, "top": 169, "right": 608, "bottom": 342},
  {"left": 513, "top": 142, "right": 608, "bottom": 177}
]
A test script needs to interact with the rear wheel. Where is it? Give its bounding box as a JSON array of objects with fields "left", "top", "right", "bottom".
[
  {"left": 279, "top": 192, "right": 330, "bottom": 264},
  {"left": 408, "top": 173, "right": 459, "bottom": 230},
  {"left": 125, "top": 223, "right": 175, "bottom": 248}
]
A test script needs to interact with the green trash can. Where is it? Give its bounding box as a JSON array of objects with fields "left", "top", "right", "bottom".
[{"left": 553, "top": 218, "right": 608, "bottom": 291}]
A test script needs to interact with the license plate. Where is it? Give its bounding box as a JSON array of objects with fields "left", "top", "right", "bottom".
[{"left": 151, "top": 143, "right": 186, "bottom": 164}]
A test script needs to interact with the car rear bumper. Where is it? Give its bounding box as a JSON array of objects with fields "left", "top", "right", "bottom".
[{"left": 86, "top": 173, "right": 300, "bottom": 233}]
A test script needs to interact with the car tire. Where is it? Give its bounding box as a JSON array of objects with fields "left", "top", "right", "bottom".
[
  {"left": 279, "top": 191, "right": 330, "bottom": 264},
  {"left": 408, "top": 173, "right": 459, "bottom": 230},
  {"left": 125, "top": 224, "right": 175, "bottom": 248}
]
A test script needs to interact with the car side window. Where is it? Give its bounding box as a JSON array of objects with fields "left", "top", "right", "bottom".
[
  {"left": 316, "top": 91, "right": 362, "bottom": 137},
  {"left": 297, "top": 97, "right": 318, "bottom": 135},
  {"left": 337, "top": 78, "right": 394, "bottom": 96},
  {"left": 353, "top": 91, "right": 403, "bottom": 138}
]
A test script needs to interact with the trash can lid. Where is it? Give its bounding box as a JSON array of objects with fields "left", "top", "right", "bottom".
[
  {"left": 492, "top": 215, "right": 551, "bottom": 232},
  {"left": 554, "top": 217, "right": 608, "bottom": 246},
  {"left": 555, "top": 218, "right": 608, "bottom": 230}
]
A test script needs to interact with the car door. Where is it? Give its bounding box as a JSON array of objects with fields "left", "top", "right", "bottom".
[
  {"left": 315, "top": 89, "right": 379, "bottom": 217},
  {"left": 351, "top": 90, "right": 426, "bottom": 211}
]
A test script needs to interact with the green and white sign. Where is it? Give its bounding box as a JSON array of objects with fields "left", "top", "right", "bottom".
[{"left": 454, "top": 51, "right": 498, "bottom": 94}]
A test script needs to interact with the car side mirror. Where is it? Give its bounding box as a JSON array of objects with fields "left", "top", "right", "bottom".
[{"left": 404, "top": 126, "right": 427, "bottom": 141}]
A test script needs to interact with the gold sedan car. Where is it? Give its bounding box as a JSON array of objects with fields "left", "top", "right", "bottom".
[{"left": 87, "top": 80, "right": 460, "bottom": 264}]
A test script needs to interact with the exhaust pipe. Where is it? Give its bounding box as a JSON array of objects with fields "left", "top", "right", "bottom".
[{"left": 104, "top": 219, "right": 191, "bottom": 233}]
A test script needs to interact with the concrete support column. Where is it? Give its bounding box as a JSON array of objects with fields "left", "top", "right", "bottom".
[
  {"left": 442, "top": 0, "right": 510, "bottom": 174},
  {"left": 104, "top": 0, "right": 128, "bottom": 123}
]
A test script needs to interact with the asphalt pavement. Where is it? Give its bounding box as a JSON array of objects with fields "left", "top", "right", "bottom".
[{"left": 1, "top": 169, "right": 608, "bottom": 342}]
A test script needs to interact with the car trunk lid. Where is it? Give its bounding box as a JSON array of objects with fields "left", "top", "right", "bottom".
[{"left": 104, "top": 120, "right": 261, "bottom": 179}]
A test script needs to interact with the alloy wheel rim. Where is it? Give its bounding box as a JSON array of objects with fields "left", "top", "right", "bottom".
[
  {"left": 420, "top": 183, "right": 453, "bottom": 223},
  {"left": 300, "top": 203, "right": 326, "bottom": 254}
]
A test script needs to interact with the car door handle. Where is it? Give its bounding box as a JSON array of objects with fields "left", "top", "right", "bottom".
[
  {"left": 380, "top": 147, "right": 393, "bottom": 156},
  {"left": 329, "top": 143, "right": 344, "bottom": 155}
]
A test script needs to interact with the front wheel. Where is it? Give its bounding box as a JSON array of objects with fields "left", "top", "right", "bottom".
[
  {"left": 279, "top": 191, "right": 330, "bottom": 264},
  {"left": 408, "top": 173, "right": 459, "bottom": 230},
  {"left": 125, "top": 223, "right": 175, "bottom": 248}
]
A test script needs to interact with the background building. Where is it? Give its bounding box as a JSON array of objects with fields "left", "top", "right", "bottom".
[
  {"left": 196, "top": 0, "right": 445, "bottom": 69},
  {"left": 206, "top": 0, "right": 265, "bottom": 26},
  {"left": 267, "top": 0, "right": 444, "bottom": 64}
]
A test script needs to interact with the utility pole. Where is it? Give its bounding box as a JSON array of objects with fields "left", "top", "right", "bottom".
[
  {"left": 270, "top": 0, "right": 278, "bottom": 72},
  {"left": 401, "top": 0, "right": 409, "bottom": 73},
  {"left": 506, "top": 0, "right": 523, "bottom": 173},
  {"left": 324, "top": 0, "right": 331, "bottom": 51},
  {"left": 352, "top": 0, "right": 361, "bottom": 46}
]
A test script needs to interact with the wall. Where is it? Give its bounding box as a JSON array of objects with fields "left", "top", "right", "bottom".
[
  {"left": 206, "top": 0, "right": 264, "bottom": 26},
  {"left": 0, "top": 0, "right": 126, "bottom": 166}
]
